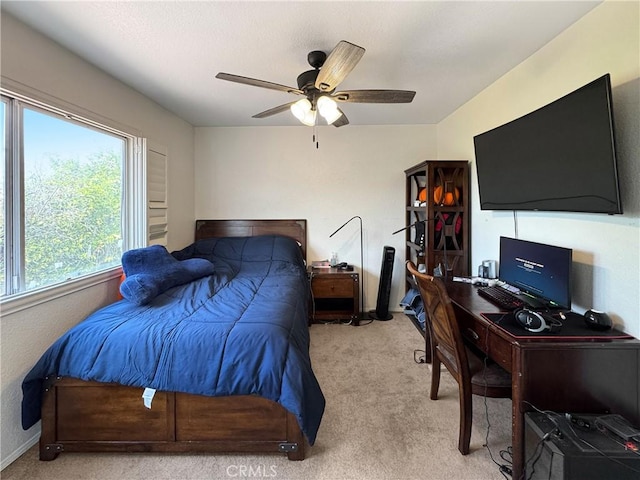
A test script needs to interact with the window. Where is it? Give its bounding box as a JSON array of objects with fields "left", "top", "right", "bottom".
[{"left": 1, "top": 90, "right": 145, "bottom": 301}]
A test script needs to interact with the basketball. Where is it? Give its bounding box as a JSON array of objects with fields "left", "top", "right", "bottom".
[{"left": 434, "top": 185, "right": 460, "bottom": 205}]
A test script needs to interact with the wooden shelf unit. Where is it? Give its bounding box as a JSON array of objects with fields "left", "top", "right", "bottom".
[{"left": 403, "top": 160, "right": 470, "bottom": 338}]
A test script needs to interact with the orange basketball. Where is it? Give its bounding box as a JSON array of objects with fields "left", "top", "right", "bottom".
[
  {"left": 434, "top": 185, "right": 460, "bottom": 206},
  {"left": 418, "top": 188, "right": 427, "bottom": 202}
]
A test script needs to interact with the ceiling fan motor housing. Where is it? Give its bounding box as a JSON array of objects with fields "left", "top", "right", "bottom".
[
  {"left": 297, "top": 69, "right": 321, "bottom": 92},
  {"left": 297, "top": 50, "right": 329, "bottom": 92}
]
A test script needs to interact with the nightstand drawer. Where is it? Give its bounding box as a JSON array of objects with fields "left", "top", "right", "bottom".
[{"left": 312, "top": 277, "right": 355, "bottom": 298}]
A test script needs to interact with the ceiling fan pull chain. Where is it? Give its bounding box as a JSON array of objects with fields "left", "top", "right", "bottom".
[{"left": 314, "top": 124, "right": 319, "bottom": 149}]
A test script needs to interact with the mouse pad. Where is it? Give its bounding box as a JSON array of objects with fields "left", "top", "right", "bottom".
[{"left": 481, "top": 311, "right": 634, "bottom": 340}]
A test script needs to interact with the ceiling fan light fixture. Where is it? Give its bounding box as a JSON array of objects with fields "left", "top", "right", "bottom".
[
  {"left": 291, "top": 98, "right": 316, "bottom": 126},
  {"left": 301, "top": 109, "right": 317, "bottom": 126},
  {"left": 317, "top": 96, "right": 342, "bottom": 124},
  {"left": 321, "top": 107, "right": 343, "bottom": 125}
]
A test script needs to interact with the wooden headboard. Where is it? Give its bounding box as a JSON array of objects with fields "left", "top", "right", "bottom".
[{"left": 195, "top": 219, "right": 307, "bottom": 261}]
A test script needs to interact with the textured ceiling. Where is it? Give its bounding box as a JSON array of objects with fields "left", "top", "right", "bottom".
[{"left": 2, "top": 1, "right": 601, "bottom": 127}]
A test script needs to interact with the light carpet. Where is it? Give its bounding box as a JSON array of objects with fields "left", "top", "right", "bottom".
[{"left": 2, "top": 316, "right": 512, "bottom": 480}]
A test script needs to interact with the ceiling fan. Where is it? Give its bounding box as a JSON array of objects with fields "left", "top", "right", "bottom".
[{"left": 216, "top": 40, "right": 416, "bottom": 127}]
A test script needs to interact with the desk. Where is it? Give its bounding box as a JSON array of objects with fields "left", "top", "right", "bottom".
[{"left": 444, "top": 281, "right": 640, "bottom": 480}]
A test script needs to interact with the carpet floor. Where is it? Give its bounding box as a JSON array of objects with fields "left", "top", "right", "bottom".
[{"left": 2, "top": 315, "right": 512, "bottom": 480}]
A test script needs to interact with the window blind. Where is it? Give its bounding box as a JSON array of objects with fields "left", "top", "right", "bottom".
[{"left": 147, "top": 143, "right": 168, "bottom": 246}]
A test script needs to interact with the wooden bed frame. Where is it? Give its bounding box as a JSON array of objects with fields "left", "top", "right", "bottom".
[{"left": 39, "top": 219, "right": 309, "bottom": 461}]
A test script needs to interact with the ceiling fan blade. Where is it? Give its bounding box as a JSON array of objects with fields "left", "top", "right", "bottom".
[
  {"left": 315, "top": 41, "right": 365, "bottom": 92},
  {"left": 216, "top": 73, "right": 304, "bottom": 95},
  {"left": 252, "top": 101, "right": 298, "bottom": 119},
  {"left": 333, "top": 110, "right": 349, "bottom": 127},
  {"left": 333, "top": 90, "right": 416, "bottom": 103}
]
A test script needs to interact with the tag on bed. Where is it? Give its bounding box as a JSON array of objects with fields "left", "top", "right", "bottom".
[{"left": 142, "top": 388, "right": 156, "bottom": 409}]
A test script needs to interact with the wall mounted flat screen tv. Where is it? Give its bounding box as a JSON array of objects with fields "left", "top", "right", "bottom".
[{"left": 474, "top": 74, "right": 622, "bottom": 214}]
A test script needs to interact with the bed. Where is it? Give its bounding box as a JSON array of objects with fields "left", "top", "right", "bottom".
[{"left": 22, "top": 219, "right": 323, "bottom": 461}]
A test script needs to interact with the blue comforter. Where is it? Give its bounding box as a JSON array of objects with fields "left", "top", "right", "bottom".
[{"left": 22, "top": 235, "right": 325, "bottom": 444}]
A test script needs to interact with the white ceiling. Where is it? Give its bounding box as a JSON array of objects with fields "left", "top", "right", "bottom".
[{"left": 2, "top": 1, "right": 602, "bottom": 128}]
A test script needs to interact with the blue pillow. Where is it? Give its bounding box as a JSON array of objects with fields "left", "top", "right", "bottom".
[{"left": 120, "top": 245, "right": 214, "bottom": 305}]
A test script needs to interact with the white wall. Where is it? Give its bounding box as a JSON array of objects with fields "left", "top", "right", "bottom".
[
  {"left": 195, "top": 125, "right": 438, "bottom": 313},
  {"left": 0, "top": 13, "right": 196, "bottom": 468},
  {"left": 438, "top": 0, "right": 640, "bottom": 337}
]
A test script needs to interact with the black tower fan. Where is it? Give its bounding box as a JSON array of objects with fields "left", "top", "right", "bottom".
[{"left": 370, "top": 246, "right": 395, "bottom": 320}]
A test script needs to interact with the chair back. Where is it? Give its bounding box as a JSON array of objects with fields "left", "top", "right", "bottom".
[{"left": 406, "top": 261, "right": 471, "bottom": 385}]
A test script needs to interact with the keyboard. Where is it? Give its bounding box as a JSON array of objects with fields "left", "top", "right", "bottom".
[{"left": 477, "top": 285, "right": 525, "bottom": 310}]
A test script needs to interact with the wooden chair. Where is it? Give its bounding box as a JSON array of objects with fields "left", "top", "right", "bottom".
[{"left": 406, "top": 261, "right": 511, "bottom": 455}]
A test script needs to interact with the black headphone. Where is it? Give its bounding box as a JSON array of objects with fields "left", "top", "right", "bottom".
[{"left": 514, "top": 308, "right": 563, "bottom": 333}]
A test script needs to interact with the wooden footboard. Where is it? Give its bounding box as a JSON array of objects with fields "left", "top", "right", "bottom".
[{"left": 39, "top": 378, "right": 305, "bottom": 461}]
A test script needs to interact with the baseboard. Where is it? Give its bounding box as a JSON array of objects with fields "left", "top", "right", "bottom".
[{"left": 1, "top": 430, "right": 39, "bottom": 471}]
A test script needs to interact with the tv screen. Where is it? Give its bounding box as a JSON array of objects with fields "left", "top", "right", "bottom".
[
  {"left": 499, "top": 237, "right": 572, "bottom": 309},
  {"left": 474, "top": 74, "right": 622, "bottom": 214}
]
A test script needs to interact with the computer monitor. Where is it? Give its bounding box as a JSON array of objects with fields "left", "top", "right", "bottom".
[{"left": 499, "top": 237, "right": 572, "bottom": 309}]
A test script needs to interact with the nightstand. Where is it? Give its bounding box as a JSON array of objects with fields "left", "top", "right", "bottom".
[{"left": 308, "top": 268, "right": 360, "bottom": 326}]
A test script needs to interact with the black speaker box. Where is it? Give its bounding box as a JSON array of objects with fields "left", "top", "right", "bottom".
[
  {"left": 584, "top": 309, "right": 613, "bottom": 330},
  {"left": 371, "top": 246, "right": 395, "bottom": 320}
]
